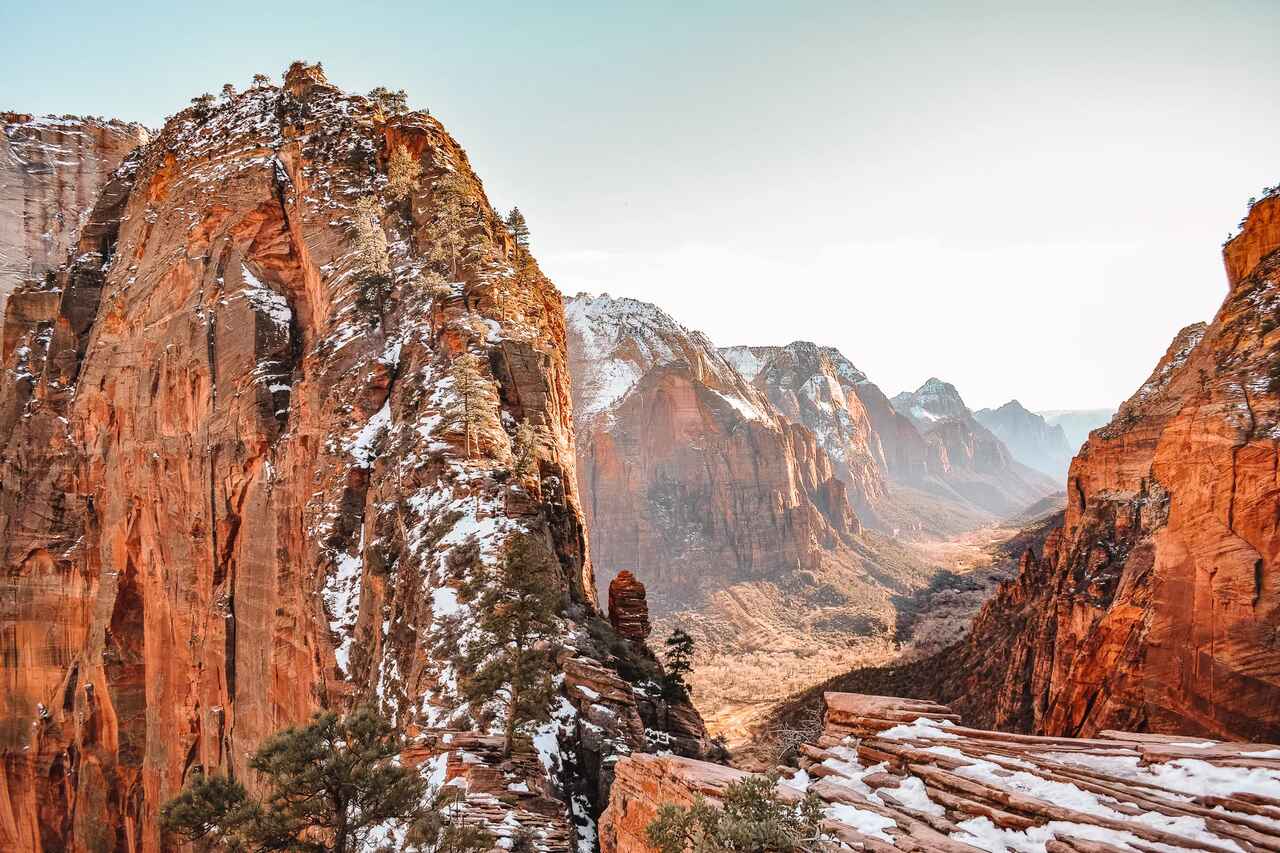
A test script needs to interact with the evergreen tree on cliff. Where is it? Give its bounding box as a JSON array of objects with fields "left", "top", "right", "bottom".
[
  {"left": 160, "top": 707, "right": 430, "bottom": 852},
  {"left": 504, "top": 207, "right": 530, "bottom": 247},
  {"left": 662, "top": 628, "right": 695, "bottom": 700},
  {"left": 444, "top": 351, "right": 498, "bottom": 457},
  {"left": 453, "top": 533, "right": 565, "bottom": 756}
]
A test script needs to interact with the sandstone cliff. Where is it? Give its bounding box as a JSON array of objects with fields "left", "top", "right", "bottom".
[
  {"left": 1, "top": 113, "right": 148, "bottom": 350},
  {"left": 0, "top": 66, "right": 701, "bottom": 852},
  {"left": 808, "top": 193, "right": 1280, "bottom": 742},
  {"left": 566, "top": 295, "right": 932, "bottom": 733},
  {"left": 973, "top": 399, "right": 1074, "bottom": 480}
]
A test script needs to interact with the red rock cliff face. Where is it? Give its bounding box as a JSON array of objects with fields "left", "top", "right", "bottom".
[
  {"left": 892, "top": 194, "right": 1280, "bottom": 741},
  {"left": 1, "top": 113, "right": 148, "bottom": 349},
  {"left": 0, "top": 67, "right": 701, "bottom": 853},
  {"left": 567, "top": 295, "right": 868, "bottom": 614}
]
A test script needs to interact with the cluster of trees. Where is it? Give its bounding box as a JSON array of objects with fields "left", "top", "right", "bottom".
[{"left": 161, "top": 707, "right": 492, "bottom": 853}]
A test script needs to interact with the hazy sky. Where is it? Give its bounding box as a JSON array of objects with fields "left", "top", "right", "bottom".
[{"left": 7, "top": 1, "right": 1278, "bottom": 409}]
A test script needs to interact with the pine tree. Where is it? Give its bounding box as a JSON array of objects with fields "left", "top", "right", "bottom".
[
  {"left": 454, "top": 534, "right": 564, "bottom": 756},
  {"left": 160, "top": 707, "right": 432, "bottom": 852},
  {"left": 662, "top": 628, "right": 695, "bottom": 700},
  {"left": 427, "top": 174, "right": 472, "bottom": 281},
  {"left": 387, "top": 144, "right": 422, "bottom": 202},
  {"left": 510, "top": 418, "right": 542, "bottom": 479},
  {"left": 251, "top": 73, "right": 272, "bottom": 88},
  {"left": 443, "top": 352, "right": 497, "bottom": 457},
  {"left": 504, "top": 207, "right": 530, "bottom": 248},
  {"left": 221, "top": 83, "right": 237, "bottom": 99},
  {"left": 353, "top": 196, "right": 392, "bottom": 277}
]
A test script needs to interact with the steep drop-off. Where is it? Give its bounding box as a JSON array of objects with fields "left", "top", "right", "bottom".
[
  {"left": 1, "top": 113, "right": 148, "bottom": 349},
  {"left": 0, "top": 67, "right": 702, "bottom": 853},
  {"left": 805, "top": 193, "right": 1280, "bottom": 742}
]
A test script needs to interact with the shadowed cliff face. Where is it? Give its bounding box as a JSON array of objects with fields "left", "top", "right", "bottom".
[
  {"left": 838, "top": 193, "right": 1280, "bottom": 741},
  {"left": 0, "top": 67, "right": 702, "bottom": 853},
  {"left": 1, "top": 113, "right": 148, "bottom": 350}
]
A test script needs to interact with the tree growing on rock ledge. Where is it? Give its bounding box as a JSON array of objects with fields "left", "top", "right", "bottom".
[
  {"left": 160, "top": 707, "right": 430, "bottom": 852},
  {"left": 443, "top": 351, "right": 498, "bottom": 457},
  {"left": 387, "top": 143, "right": 423, "bottom": 202},
  {"left": 662, "top": 628, "right": 695, "bottom": 700},
  {"left": 453, "top": 533, "right": 565, "bottom": 757}
]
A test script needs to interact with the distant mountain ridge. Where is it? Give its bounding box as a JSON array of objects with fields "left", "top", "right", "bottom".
[
  {"left": 1039, "top": 407, "right": 1117, "bottom": 450},
  {"left": 974, "top": 399, "right": 1074, "bottom": 480}
]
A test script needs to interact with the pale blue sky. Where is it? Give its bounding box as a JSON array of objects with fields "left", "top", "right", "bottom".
[{"left": 5, "top": 1, "right": 1278, "bottom": 409}]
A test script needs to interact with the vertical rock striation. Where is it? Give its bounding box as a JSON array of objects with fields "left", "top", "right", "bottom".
[
  {"left": 0, "top": 66, "right": 702, "bottom": 852},
  {"left": 0, "top": 113, "right": 148, "bottom": 349}
]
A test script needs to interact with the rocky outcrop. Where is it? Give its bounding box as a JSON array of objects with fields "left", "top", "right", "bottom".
[
  {"left": 973, "top": 399, "right": 1074, "bottom": 480},
  {"left": 602, "top": 692, "right": 1280, "bottom": 853},
  {"left": 835, "top": 194, "right": 1280, "bottom": 743},
  {"left": 892, "top": 378, "right": 1059, "bottom": 518},
  {"left": 608, "top": 571, "right": 652, "bottom": 641},
  {"left": 1, "top": 112, "right": 148, "bottom": 349},
  {"left": 567, "top": 295, "right": 871, "bottom": 614},
  {"left": 0, "top": 65, "right": 702, "bottom": 852}
]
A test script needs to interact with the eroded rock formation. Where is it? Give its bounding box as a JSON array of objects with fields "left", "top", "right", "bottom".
[
  {"left": 891, "top": 378, "right": 1059, "bottom": 518},
  {"left": 0, "top": 66, "right": 703, "bottom": 852},
  {"left": 818, "top": 194, "right": 1280, "bottom": 743},
  {"left": 1, "top": 112, "right": 148, "bottom": 349},
  {"left": 602, "top": 692, "right": 1280, "bottom": 853},
  {"left": 566, "top": 295, "right": 934, "bottom": 733},
  {"left": 608, "top": 571, "right": 652, "bottom": 641}
]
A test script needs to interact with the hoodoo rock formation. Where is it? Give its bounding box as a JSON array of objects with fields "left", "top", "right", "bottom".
[
  {"left": 608, "top": 571, "right": 653, "bottom": 642},
  {"left": 817, "top": 191, "right": 1280, "bottom": 743},
  {"left": 0, "top": 66, "right": 702, "bottom": 852},
  {"left": 1, "top": 113, "right": 148, "bottom": 348}
]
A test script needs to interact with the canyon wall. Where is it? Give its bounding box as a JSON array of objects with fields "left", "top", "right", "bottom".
[
  {"left": 0, "top": 66, "right": 701, "bottom": 853},
  {"left": 1, "top": 113, "right": 147, "bottom": 349},
  {"left": 834, "top": 194, "right": 1280, "bottom": 741}
]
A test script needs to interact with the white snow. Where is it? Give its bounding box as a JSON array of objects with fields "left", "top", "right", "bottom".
[
  {"left": 879, "top": 717, "right": 960, "bottom": 741},
  {"left": 825, "top": 802, "right": 895, "bottom": 841},
  {"left": 239, "top": 263, "right": 292, "bottom": 328},
  {"left": 348, "top": 400, "right": 391, "bottom": 469}
]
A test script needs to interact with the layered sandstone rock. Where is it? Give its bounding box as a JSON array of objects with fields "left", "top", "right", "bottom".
[
  {"left": 608, "top": 571, "right": 652, "bottom": 641},
  {"left": 723, "top": 343, "right": 1024, "bottom": 537},
  {"left": 831, "top": 194, "right": 1280, "bottom": 742},
  {"left": 0, "top": 112, "right": 148, "bottom": 349},
  {"left": 602, "top": 692, "right": 1280, "bottom": 853},
  {"left": 973, "top": 399, "right": 1074, "bottom": 480},
  {"left": 0, "top": 65, "right": 702, "bottom": 852}
]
